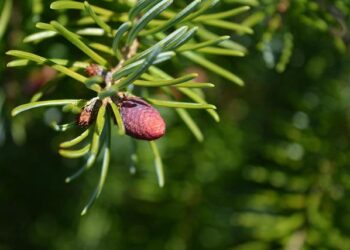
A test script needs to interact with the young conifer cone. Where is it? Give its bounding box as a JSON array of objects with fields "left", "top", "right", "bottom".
[
  {"left": 77, "top": 98, "right": 102, "bottom": 127},
  {"left": 85, "top": 64, "right": 103, "bottom": 77},
  {"left": 118, "top": 96, "right": 166, "bottom": 140}
]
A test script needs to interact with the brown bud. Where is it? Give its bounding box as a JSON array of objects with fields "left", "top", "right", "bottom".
[
  {"left": 77, "top": 98, "right": 102, "bottom": 127},
  {"left": 85, "top": 64, "right": 103, "bottom": 77},
  {"left": 119, "top": 96, "right": 166, "bottom": 140}
]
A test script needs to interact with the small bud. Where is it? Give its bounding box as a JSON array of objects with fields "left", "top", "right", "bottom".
[
  {"left": 85, "top": 64, "right": 104, "bottom": 77},
  {"left": 77, "top": 98, "right": 102, "bottom": 127},
  {"left": 118, "top": 96, "right": 166, "bottom": 140}
]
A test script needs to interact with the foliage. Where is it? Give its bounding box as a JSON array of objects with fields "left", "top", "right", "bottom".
[
  {"left": 2, "top": 0, "right": 350, "bottom": 250},
  {"left": 242, "top": 0, "right": 350, "bottom": 72},
  {"left": 5, "top": 0, "right": 251, "bottom": 214}
]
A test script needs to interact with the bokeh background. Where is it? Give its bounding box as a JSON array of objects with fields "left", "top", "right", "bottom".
[{"left": 2, "top": 0, "right": 350, "bottom": 249}]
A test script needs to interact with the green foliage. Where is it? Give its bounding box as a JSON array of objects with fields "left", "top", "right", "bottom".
[
  {"left": 242, "top": 0, "right": 350, "bottom": 72},
  {"left": 6, "top": 0, "right": 251, "bottom": 214},
  {"left": 2, "top": 1, "right": 350, "bottom": 250},
  {"left": 0, "top": 0, "right": 12, "bottom": 41}
]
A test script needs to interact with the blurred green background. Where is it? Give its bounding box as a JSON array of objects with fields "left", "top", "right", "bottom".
[{"left": 2, "top": 0, "right": 350, "bottom": 249}]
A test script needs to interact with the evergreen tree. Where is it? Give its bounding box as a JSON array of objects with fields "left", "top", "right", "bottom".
[{"left": 1, "top": 0, "right": 350, "bottom": 249}]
